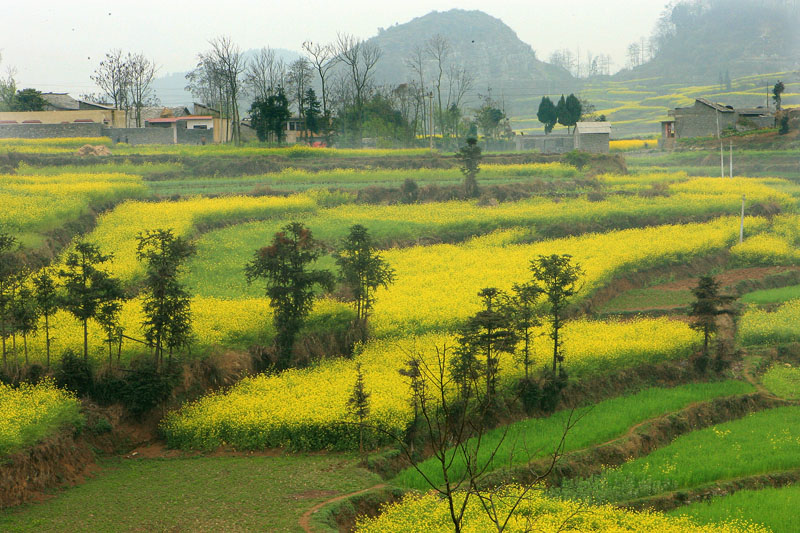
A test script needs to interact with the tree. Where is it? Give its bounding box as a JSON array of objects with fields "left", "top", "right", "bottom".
[
  {"left": 59, "top": 242, "right": 125, "bottom": 361},
  {"left": 689, "top": 275, "right": 736, "bottom": 365},
  {"left": 249, "top": 89, "right": 291, "bottom": 143},
  {"left": 91, "top": 49, "right": 129, "bottom": 110},
  {"left": 11, "top": 273, "right": 38, "bottom": 365},
  {"left": 537, "top": 96, "right": 557, "bottom": 134},
  {"left": 335, "top": 225, "right": 395, "bottom": 325},
  {"left": 10, "top": 88, "right": 46, "bottom": 111},
  {"left": 456, "top": 137, "right": 482, "bottom": 198},
  {"left": 530, "top": 254, "right": 583, "bottom": 377},
  {"left": 302, "top": 88, "right": 322, "bottom": 141},
  {"left": 287, "top": 58, "right": 313, "bottom": 122},
  {"left": 778, "top": 113, "right": 790, "bottom": 135},
  {"left": 475, "top": 103, "right": 504, "bottom": 140},
  {"left": 136, "top": 229, "right": 196, "bottom": 367},
  {"left": 563, "top": 94, "right": 583, "bottom": 133},
  {"left": 555, "top": 95, "right": 567, "bottom": 132},
  {"left": 96, "top": 300, "right": 123, "bottom": 365},
  {"left": 245, "top": 223, "right": 333, "bottom": 369},
  {"left": 347, "top": 363, "right": 371, "bottom": 458},
  {"left": 506, "top": 282, "right": 541, "bottom": 380},
  {"left": 773, "top": 80, "right": 785, "bottom": 111},
  {"left": 302, "top": 41, "right": 337, "bottom": 117},
  {"left": 33, "top": 270, "right": 58, "bottom": 369},
  {"left": 0, "top": 53, "right": 17, "bottom": 112},
  {"left": 0, "top": 233, "right": 21, "bottom": 369},
  {"left": 335, "top": 33, "right": 382, "bottom": 145},
  {"left": 126, "top": 53, "right": 158, "bottom": 127},
  {"left": 455, "top": 288, "right": 517, "bottom": 404},
  {"left": 245, "top": 47, "right": 285, "bottom": 102}
]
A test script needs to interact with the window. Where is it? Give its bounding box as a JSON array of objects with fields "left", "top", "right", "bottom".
[{"left": 193, "top": 125, "right": 208, "bottom": 130}]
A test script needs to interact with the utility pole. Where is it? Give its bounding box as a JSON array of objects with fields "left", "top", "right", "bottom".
[
  {"left": 740, "top": 194, "right": 745, "bottom": 243},
  {"left": 729, "top": 140, "right": 733, "bottom": 178},
  {"left": 428, "top": 91, "right": 434, "bottom": 151},
  {"left": 716, "top": 107, "right": 724, "bottom": 178}
]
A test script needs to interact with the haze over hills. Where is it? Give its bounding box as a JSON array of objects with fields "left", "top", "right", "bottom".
[{"left": 618, "top": 0, "right": 800, "bottom": 83}]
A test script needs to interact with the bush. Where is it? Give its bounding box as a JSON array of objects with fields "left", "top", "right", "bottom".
[
  {"left": 539, "top": 369, "right": 568, "bottom": 413},
  {"left": 517, "top": 378, "right": 541, "bottom": 415},
  {"left": 400, "top": 178, "right": 419, "bottom": 204},
  {"left": 91, "top": 359, "right": 178, "bottom": 419},
  {"left": 563, "top": 150, "right": 591, "bottom": 169},
  {"left": 55, "top": 349, "right": 93, "bottom": 397},
  {"left": 779, "top": 114, "right": 790, "bottom": 135}
]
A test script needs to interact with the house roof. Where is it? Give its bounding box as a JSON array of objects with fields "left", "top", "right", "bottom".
[
  {"left": 696, "top": 98, "right": 735, "bottom": 113},
  {"left": 574, "top": 121, "right": 611, "bottom": 134},
  {"left": 145, "top": 115, "right": 213, "bottom": 124},
  {"left": 42, "top": 93, "right": 80, "bottom": 110}
]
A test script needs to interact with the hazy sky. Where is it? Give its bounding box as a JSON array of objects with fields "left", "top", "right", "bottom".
[{"left": 2, "top": 0, "right": 669, "bottom": 96}]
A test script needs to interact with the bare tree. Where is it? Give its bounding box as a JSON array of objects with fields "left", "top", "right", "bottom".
[
  {"left": 404, "top": 45, "right": 428, "bottom": 138},
  {"left": 127, "top": 53, "right": 158, "bottom": 127},
  {"left": 207, "top": 36, "right": 246, "bottom": 144},
  {"left": 245, "top": 47, "right": 274, "bottom": 102},
  {"left": 335, "top": 33, "right": 382, "bottom": 145},
  {"left": 91, "top": 49, "right": 130, "bottom": 110},
  {"left": 287, "top": 57, "right": 313, "bottom": 118},
  {"left": 378, "top": 344, "right": 580, "bottom": 533},
  {"left": 302, "top": 41, "right": 337, "bottom": 116}
]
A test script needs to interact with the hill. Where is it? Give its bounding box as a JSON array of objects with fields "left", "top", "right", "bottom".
[
  {"left": 619, "top": 0, "right": 800, "bottom": 84},
  {"left": 365, "top": 9, "right": 576, "bottom": 102}
]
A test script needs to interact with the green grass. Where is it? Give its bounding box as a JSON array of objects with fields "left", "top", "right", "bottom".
[
  {"left": 668, "top": 484, "right": 800, "bottom": 533},
  {"left": 392, "top": 380, "right": 754, "bottom": 491},
  {"left": 741, "top": 285, "right": 800, "bottom": 305},
  {"left": 552, "top": 406, "right": 800, "bottom": 504},
  {"left": 761, "top": 363, "right": 800, "bottom": 399},
  {"left": 0, "top": 454, "right": 380, "bottom": 532},
  {"left": 601, "top": 288, "right": 693, "bottom": 312}
]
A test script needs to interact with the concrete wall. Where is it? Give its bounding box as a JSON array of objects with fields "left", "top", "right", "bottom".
[
  {"left": 0, "top": 109, "right": 125, "bottom": 127},
  {"left": 0, "top": 122, "right": 105, "bottom": 139},
  {"left": 514, "top": 134, "right": 574, "bottom": 153},
  {"left": 107, "top": 127, "right": 212, "bottom": 145},
  {"left": 575, "top": 132, "right": 609, "bottom": 153}
]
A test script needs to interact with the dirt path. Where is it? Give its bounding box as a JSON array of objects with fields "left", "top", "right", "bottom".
[{"left": 298, "top": 483, "right": 387, "bottom": 533}]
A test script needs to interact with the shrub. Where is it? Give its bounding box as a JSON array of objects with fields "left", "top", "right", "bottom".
[{"left": 55, "top": 349, "right": 93, "bottom": 397}]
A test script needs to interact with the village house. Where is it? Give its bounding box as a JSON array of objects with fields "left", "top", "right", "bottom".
[
  {"left": 660, "top": 98, "right": 774, "bottom": 148},
  {"left": 513, "top": 121, "right": 611, "bottom": 153}
]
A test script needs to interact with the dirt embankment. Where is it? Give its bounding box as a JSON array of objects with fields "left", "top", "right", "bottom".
[{"left": 0, "top": 431, "right": 95, "bottom": 508}]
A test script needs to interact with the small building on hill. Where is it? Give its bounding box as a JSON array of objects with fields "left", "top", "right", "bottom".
[
  {"left": 667, "top": 98, "right": 773, "bottom": 140},
  {"left": 514, "top": 121, "right": 611, "bottom": 153}
]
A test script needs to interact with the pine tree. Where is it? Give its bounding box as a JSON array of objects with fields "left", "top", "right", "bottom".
[
  {"left": 59, "top": 241, "right": 125, "bottom": 361},
  {"left": 347, "top": 363, "right": 371, "bottom": 457},
  {"left": 689, "top": 275, "right": 736, "bottom": 365},
  {"left": 335, "top": 225, "right": 395, "bottom": 325},
  {"left": 457, "top": 137, "right": 482, "bottom": 199},
  {"left": 536, "top": 96, "right": 558, "bottom": 134},
  {"left": 245, "top": 223, "right": 333, "bottom": 369}
]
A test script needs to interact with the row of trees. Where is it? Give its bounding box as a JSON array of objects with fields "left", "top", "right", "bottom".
[
  {"left": 0, "top": 53, "right": 47, "bottom": 112},
  {"left": 0, "top": 230, "right": 193, "bottom": 372},
  {"left": 87, "top": 50, "right": 159, "bottom": 127},
  {"left": 536, "top": 93, "right": 584, "bottom": 134}
]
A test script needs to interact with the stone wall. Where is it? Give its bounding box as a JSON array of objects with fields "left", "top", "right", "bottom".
[
  {"left": 674, "top": 103, "right": 737, "bottom": 138},
  {"left": 514, "top": 134, "right": 574, "bottom": 153},
  {"left": 0, "top": 122, "right": 105, "bottom": 139}
]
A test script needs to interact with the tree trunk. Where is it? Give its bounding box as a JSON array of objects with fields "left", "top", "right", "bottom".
[
  {"left": 83, "top": 318, "right": 89, "bottom": 361},
  {"left": 45, "top": 314, "right": 50, "bottom": 369}
]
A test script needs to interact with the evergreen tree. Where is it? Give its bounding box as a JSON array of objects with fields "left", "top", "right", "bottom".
[
  {"left": 11, "top": 273, "right": 38, "bottom": 365},
  {"left": 456, "top": 137, "right": 482, "bottom": 199},
  {"left": 335, "top": 225, "right": 395, "bottom": 325},
  {"left": 245, "top": 223, "right": 333, "bottom": 369},
  {"left": 536, "top": 96, "right": 558, "bottom": 134},
  {"left": 250, "top": 88, "right": 292, "bottom": 143},
  {"left": 555, "top": 95, "right": 567, "bottom": 132},
  {"left": 773, "top": 81, "right": 785, "bottom": 110},
  {"left": 33, "top": 270, "right": 58, "bottom": 369},
  {"left": 302, "top": 87, "right": 322, "bottom": 141},
  {"left": 530, "top": 254, "right": 583, "bottom": 377},
  {"left": 506, "top": 282, "right": 541, "bottom": 380},
  {"left": 689, "top": 275, "right": 736, "bottom": 363},
  {"left": 59, "top": 241, "right": 125, "bottom": 361},
  {"left": 347, "top": 362, "right": 371, "bottom": 457},
  {"left": 454, "top": 288, "right": 517, "bottom": 403},
  {"left": 96, "top": 300, "right": 123, "bottom": 365},
  {"left": 563, "top": 93, "right": 583, "bottom": 133},
  {"left": 136, "top": 229, "right": 196, "bottom": 366},
  {"left": 0, "top": 232, "right": 21, "bottom": 369}
]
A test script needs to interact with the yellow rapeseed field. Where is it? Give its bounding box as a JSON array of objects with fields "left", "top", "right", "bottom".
[
  {"left": 355, "top": 486, "right": 767, "bottom": 532},
  {"left": 0, "top": 379, "right": 83, "bottom": 457}
]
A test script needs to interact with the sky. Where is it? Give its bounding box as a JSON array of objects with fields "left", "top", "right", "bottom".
[{"left": 1, "top": 0, "right": 669, "bottom": 97}]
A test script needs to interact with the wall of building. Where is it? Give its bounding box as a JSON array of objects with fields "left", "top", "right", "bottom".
[
  {"left": 674, "top": 104, "right": 737, "bottom": 138},
  {"left": 0, "top": 122, "right": 105, "bottom": 139},
  {"left": 514, "top": 134, "right": 574, "bottom": 153},
  {"left": 0, "top": 109, "right": 126, "bottom": 127},
  {"left": 107, "top": 127, "right": 211, "bottom": 145},
  {"left": 575, "top": 132, "right": 609, "bottom": 153}
]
